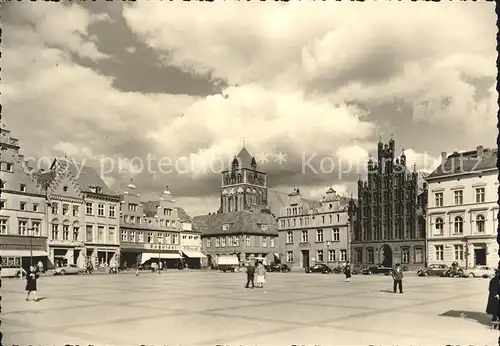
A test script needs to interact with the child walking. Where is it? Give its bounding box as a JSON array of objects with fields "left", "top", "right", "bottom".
[{"left": 25, "top": 266, "right": 39, "bottom": 302}]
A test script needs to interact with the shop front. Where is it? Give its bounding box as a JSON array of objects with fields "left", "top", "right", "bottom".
[
  {"left": 85, "top": 245, "right": 120, "bottom": 268},
  {"left": 48, "top": 241, "right": 86, "bottom": 268},
  {"left": 182, "top": 246, "right": 207, "bottom": 269},
  {"left": 0, "top": 235, "right": 48, "bottom": 272},
  {"left": 120, "top": 242, "right": 181, "bottom": 269}
]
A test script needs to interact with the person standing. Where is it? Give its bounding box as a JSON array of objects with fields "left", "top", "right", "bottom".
[
  {"left": 37, "top": 260, "right": 44, "bottom": 273},
  {"left": 245, "top": 261, "right": 255, "bottom": 289},
  {"left": 344, "top": 261, "right": 352, "bottom": 282},
  {"left": 486, "top": 270, "right": 500, "bottom": 329},
  {"left": 392, "top": 263, "right": 403, "bottom": 294},
  {"left": 25, "top": 266, "right": 39, "bottom": 302},
  {"left": 256, "top": 262, "right": 266, "bottom": 288}
]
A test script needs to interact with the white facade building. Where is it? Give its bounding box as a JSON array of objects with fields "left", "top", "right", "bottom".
[{"left": 425, "top": 146, "right": 498, "bottom": 268}]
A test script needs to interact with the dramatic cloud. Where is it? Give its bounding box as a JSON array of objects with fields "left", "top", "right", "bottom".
[{"left": 3, "top": 2, "right": 496, "bottom": 216}]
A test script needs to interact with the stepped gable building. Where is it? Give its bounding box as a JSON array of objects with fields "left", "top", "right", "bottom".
[
  {"left": 119, "top": 183, "right": 182, "bottom": 269},
  {"left": 194, "top": 147, "right": 286, "bottom": 266},
  {"left": 350, "top": 137, "right": 428, "bottom": 270},
  {"left": 0, "top": 121, "right": 49, "bottom": 270},
  {"left": 278, "top": 185, "right": 351, "bottom": 270},
  {"left": 425, "top": 146, "right": 498, "bottom": 268},
  {"left": 35, "top": 158, "right": 121, "bottom": 269}
]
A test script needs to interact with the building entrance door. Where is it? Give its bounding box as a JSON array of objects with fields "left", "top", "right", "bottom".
[
  {"left": 379, "top": 244, "right": 393, "bottom": 267},
  {"left": 474, "top": 248, "right": 487, "bottom": 266},
  {"left": 301, "top": 250, "right": 309, "bottom": 269}
]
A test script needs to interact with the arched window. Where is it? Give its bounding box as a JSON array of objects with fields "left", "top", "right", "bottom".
[
  {"left": 435, "top": 218, "right": 444, "bottom": 233},
  {"left": 476, "top": 214, "right": 485, "bottom": 233},
  {"left": 454, "top": 216, "right": 463, "bottom": 234}
]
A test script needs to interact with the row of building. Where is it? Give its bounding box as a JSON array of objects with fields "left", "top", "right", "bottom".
[
  {"left": 0, "top": 123, "right": 205, "bottom": 270},
  {"left": 1, "top": 118, "right": 498, "bottom": 271}
]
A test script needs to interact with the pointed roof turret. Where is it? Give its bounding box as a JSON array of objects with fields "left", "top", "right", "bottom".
[
  {"left": 235, "top": 147, "right": 254, "bottom": 169},
  {"left": 127, "top": 177, "right": 136, "bottom": 189},
  {"left": 163, "top": 185, "right": 171, "bottom": 195}
]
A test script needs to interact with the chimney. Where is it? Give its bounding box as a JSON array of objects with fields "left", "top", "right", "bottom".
[
  {"left": 441, "top": 152, "right": 447, "bottom": 164},
  {"left": 477, "top": 145, "right": 484, "bottom": 158}
]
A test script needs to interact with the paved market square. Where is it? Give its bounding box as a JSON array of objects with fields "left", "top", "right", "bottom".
[{"left": 3, "top": 271, "right": 497, "bottom": 345}]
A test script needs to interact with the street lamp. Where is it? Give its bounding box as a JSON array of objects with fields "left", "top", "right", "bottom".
[
  {"left": 28, "top": 227, "right": 34, "bottom": 267},
  {"left": 158, "top": 235, "right": 163, "bottom": 275}
]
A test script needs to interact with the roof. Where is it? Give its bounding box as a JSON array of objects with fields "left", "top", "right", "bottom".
[
  {"left": 50, "top": 159, "right": 116, "bottom": 196},
  {"left": 32, "top": 169, "right": 56, "bottom": 192},
  {"left": 267, "top": 189, "right": 289, "bottom": 217},
  {"left": 193, "top": 210, "right": 278, "bottom": 237},
  {"left": 235, "top": 147, "right": 254, "bottom": 169},
  {"left": 176, "top": 206, "right": 192, "bottom": 222},
  {"left": 426, "top": 148, "right": 497, "bottom": 179},
  {"left": 142, "top": 201, "right": 159, "bottom": 217}
]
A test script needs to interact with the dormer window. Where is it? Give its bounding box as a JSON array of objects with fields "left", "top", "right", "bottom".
[
  {"left": 6, "top": 163, "right": 12, "bottom": 172},
  {"left": 63, "top": 186, "right": 68, "bottom": 192},
  {"left": 95, "top": 186, "right": 102, "bottom": 194},
  {"left": 261, "top": 224, "right": 269, "bottom": 231},
  {"left": 20, "top": 184, "right": 26, "bottom": 192},
  {"left": 222, "top": 224, "right": 230, "bottom": 231}
]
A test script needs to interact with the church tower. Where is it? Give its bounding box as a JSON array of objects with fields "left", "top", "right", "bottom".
[{"left": 219, "top": 147, "right": 268, "bottom": 213}]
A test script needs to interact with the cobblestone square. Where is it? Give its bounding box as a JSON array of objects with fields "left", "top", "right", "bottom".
[{"left": 3, "top": 271, "right": 497, "bottom": 345}]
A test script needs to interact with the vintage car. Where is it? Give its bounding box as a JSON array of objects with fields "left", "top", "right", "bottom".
[
  {"left": 305, "top": 263, "right": 332, "bottom": 274},
  {"left": 417, "top": 264, "right": 449, "bottom": 277},
  {"left": 53, "top": 264, "right": 82, "bottom": 276},
  {"left": 462, "top": 266, "right": 496, "bottom": 278}
]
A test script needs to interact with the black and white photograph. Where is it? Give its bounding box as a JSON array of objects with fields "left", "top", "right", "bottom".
[{"left": 0, "top": 1, "right": 498, "bottom": 344}]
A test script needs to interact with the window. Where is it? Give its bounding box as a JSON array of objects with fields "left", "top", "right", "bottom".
[
  {"left": 262, "top": 237, "right": 267, "bottom": 247},
  {"left": 52, "top": 224, "right": 60, "bottom": 239},
  {"left": 121, "top": 230, "right": 128, "bottom": 242},
  {"left": 401, "top": 248, "right": 410, "bottom": 264},
  {"left": 454, "top": 245, "right": 464, "bottom": 261},
  {"left": 20, "top": 184, "right": 26, "bottom": 192},
  {"left": 33, "top": 204, "right": 39, "bottom": 212},
  {"left": 337, "top": 214, "right": 340, "bottom": 222},
  {"left": 128, "top": 203, "right": 138, "bottom": 212},
  {"left": 329, "top": 215, "right": 333, "bottom": 224},
  {"left": 172, "top": 234, "right": 178, "bottom": 244},
  {"left": 63, "top": 186, "right": 68, "bottom": 192},
  {"left": 328, "top": 249, "right": 336, "bottom": 262},
  {"left": 98, "top": 204, "right": 105, "bottom": 217},
  {"left": 98, "top": 226, "right": 104, "bottom": 242},
  {"left": 109, "top": 227, "right": 115, "bottom": 242},
  {"left": 355, "top": 248, "right": 362, "bottom": 263},
  {"left": 221, "top": 237, "right": 226, "bottom": 247},
  {"left": 19, "top": 202, "right": 26, "bottom": 211},
  {"left": 147, "top": 232, "right": 153, "bottom": 243},
  {"left": 86, "top": 225, "right": 93, "bottom": 242},
  {"left": 73, "top": 205, "right": 79, "bottom": 217},
  {"left": 316, "top": 229, "right": 324, "bottom": 242},
  {"left": 453, "top": 190, "right": 463, "bottom": 205},
  {"left": 322, "top": 216, "right": 325, "bottom": 224},
  {"left": 6, "top": 163, "right": 12, "bottom": 172},
  {"left": 367, "top": 248, "right": 374, "bottom": 264},
  {"left": 286, "top": 251, "right": 294, "bottom": 262},
  {"left": 261, "top": 224, "right": 269, "bottom": 231},
  {"left": 270, "top": 238, "right": 275, "bottom": 248},
  {"left": 435, "top": 245, "right": 444, "bottom": 261},
  {"left": 138, "top": 232, "right": 144, "bottom": 242},
  {"left": 301, "top": 230, "right": 308, "bottom": 243},
  {"left": 434, "top": 218, "right": 444, "bottom": 235},
  {"left": 228, "top": 236, "right": 233, "bottom": 247},
  {"left": 157, "top": 232, "right": 163, "bottom": 244},
  {"left": 340, "top": 249, "right": 347, "bottom": 262},
  {"left": 63, "top": 225, "right": 69, "bottom": 240},
  {"left": 434, "top": 192, "right": 443, "bottom": 207},
  {"left": 62, "top": 204, "right": 69, "bottom": 216},
  {"left": 476, "top": 214, "right": 485, "bottom": 232},
  {"left": 475, "top": 187, "right": 485, "bottom": 203},
  {"left": 32, "top": 221, "right": 40, "bottom": 236},
  {"left": 234, "top": 236, "right": 239, "bottom": 246},
  {"left": 18, "top": 220, "right": 28, "bottom": 235},
  {"left": 222, "top": 224, "right": 230, "bottom": 231},
  {"left": 206, "top": 238, "right": 211, "bottom": 248},
  {"left": 414, "top": 248, "right": 424, "bottom": 264},
  {"left": 130, "top": 231, "right": 137, "bottom": 242},
  {"left": 332, "top": 228, "right": 340, "bottom": 241},
  {"left": 215, "top": 237, "right": 220, "bottom": 247},
  {"left": 246, "top": 236, "right": 251, "bottom": 247},
  {"left": 85, "top": 202, "right": 93, "bottom": 215},
  {"left": 0, "top": 200, "right": 5, "bottom": 209},
  {"left": 73, "top": 226, "right": 79, "bottom": 241},
  {"left": 316, "top": 250, "right": 324, "bottom": 262},
  {"left": 453, "top": 216, "right": 463, "bottom": 234},
  {"left": 109, "top": 205, "right": 116, "bottom": 218},
  {"left": 286, "top": 231, "right": 293, "bottom": 244},
  {"left": 0, "top": 219, "right": 6, "bottom": 234}
]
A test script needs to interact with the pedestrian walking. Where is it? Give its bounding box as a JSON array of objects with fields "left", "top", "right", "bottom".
[
  {"left": 159, "top": 261, "right": 163, "bottom": 272},
  {"left": 486, "top": 270, "right": 500, "bottom": 329},
  {"left": 256, "top": 261, "right": 266, "bottom": 288},
  {"left": 392, "top": 263, "right": 403, "bottom": 294},
  {"left": 37, "top": 260, "right": 44, "bottom": 273},
  {"left": 344, "top": 261, "right": 352, "bottom": 282},
  {"left": 245, "top": 261, "right": 255, "bottom": 289},
  {"left": 25, "top": 266, "right": 39, "bottom": 302},
  {"left": 135, "top": 265, "right": 140, "bottom": 276}
]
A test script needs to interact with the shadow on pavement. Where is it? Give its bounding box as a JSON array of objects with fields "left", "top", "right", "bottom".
[
  {"left": 378, "top": 289, "right": 395, "bottom": 293},
  {"left": 439, "top": 310, "right": 491, "bottom": 327}
]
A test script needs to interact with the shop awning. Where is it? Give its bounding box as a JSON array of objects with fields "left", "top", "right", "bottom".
[
  {"left": 182, "top": 250, "right": 207, "bottom": 258},
  {"left": 0, "top": 250, "right": 49, "bottom": 257},
  {"left": 141, "top": 252, "right": 181, "bottom": 264}
]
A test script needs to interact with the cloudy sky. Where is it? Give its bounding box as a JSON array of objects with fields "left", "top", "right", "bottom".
[{"left": 2, "top": 2, "right": 497, "bottom": 216}]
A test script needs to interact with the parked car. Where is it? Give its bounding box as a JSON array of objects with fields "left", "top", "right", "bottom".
[
  {"left": 418, "top": 264, "right": 449, "bottom": 277},
  {"left": 305, "top": 263, "right": 332, "bottom": 274},
  {"left": 268, "top": 264, "right": 291, "bottom": 272},
  {"left": 462, "top": 266, "right": 495, "bottom": 278},
  {"left": 443, "top": 267, "right": 464, "bottom": 278},
  {"left": 53, "top": 264, "right": 81, "bottom": 276},
  {"left": 368, "top": 265, "right": 393, "bottom": 275}
]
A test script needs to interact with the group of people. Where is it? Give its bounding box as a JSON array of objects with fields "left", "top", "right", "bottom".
[{"left": 244, "top": 261, "right": 267, "bottom": 289}]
